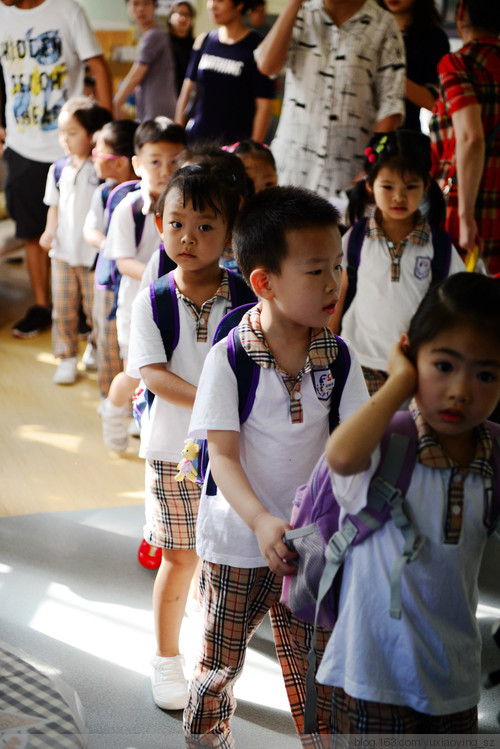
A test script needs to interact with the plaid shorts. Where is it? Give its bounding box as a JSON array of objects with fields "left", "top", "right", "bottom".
[
  {"left": 51, "top": 258, "right": 94, "bottom": 359},
  {"left": 361, "top": 366, "right": 389, "bottom": 397},
  {"left": 92, "top": 287, "right": 122, "bottom": 399},
  {"left": 144, "top": 460, "right": 201, "bottom": 550},
  {"left": 331, "top": 687, "right": 478, "bottom": 735}
]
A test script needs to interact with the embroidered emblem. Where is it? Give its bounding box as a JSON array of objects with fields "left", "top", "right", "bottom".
[
  {"left": 313, "top": 369, "right": 334, "bottom": 401},
  {"left": 414, "top": 256, "right": 431, "bottom": 279}
]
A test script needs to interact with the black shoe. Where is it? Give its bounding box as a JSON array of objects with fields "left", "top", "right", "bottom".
[{"left": 12, "top": 305, "right": 52, "bottom": 339}]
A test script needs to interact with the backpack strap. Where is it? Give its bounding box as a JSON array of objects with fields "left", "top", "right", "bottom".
[
  {"left": 342, "top": 217, "right": 367, "bottom": 319},
  {"left": 430, "top": 225, "right": 452, "bottom": 285},
  {"left": 484, "top": 424, "right": 500, "bottom": 536},
  {"left": 53, "top": 156, "right": 69, "bottom": 189},
  {"left": 157, "top": 243, "right": 176, "bottom": 279},
  {"left": 150, "top": 270, "right": 179, "bottom": 360},
  {"left": 327, "top": 336, "right": 351, "bottom": 432},
  {"left": 130, "top": 190, "right": 146, "bottom": 247}
]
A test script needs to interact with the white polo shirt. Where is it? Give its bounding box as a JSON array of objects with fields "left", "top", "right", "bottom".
[
  {"left": 189, "top": 337, "right": 368, "bottom": 568},
  {"left": 43, "top": 157, "right": 101, "bottom": 267},
  {"left": 341, "top": 222, "right": 465, "bottom": 371}
]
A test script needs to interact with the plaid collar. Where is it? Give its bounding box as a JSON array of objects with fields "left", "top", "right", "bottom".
[
  {"left": 409, "top": 398, "right": 493, "bottom": 478},
  {"left": 238, "top": 303, "right": 339, "bottom": 375},
  {"left": 175, "top": 269, "right": 231, "bottom": 307},
  {"left": 176, "top": 270, "right": 231, "bottom": 342},
  {"left": 367, "top": 209, "right": 430, "bottom": 248}
]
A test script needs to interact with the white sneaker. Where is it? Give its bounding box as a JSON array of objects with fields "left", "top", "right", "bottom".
[
  {"left": 82, "top": 341, "right": 97, "bottom": 371},
  {"left": 53, "top": 357, "right": 78, "bottom": 385},
  {"left": 150, "top": 654, "right": 188, "bottom": 710},
  {"left": 101, "top": 398, "right": 128, "bottom": 453}
]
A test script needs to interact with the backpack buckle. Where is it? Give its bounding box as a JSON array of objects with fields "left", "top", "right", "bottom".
[
  {"left": 405, "top": 534, "right": 425, "bottom": 563},
  {"left": 326, "top": 520, "right": 357, "bottom": 564},
  {"left": 370, "top": 476, "right": 403, "bottom": 509}
]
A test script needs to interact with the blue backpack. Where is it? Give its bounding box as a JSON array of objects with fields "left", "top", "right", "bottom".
[
  {"left": 342, "top": 217, "right": 453, "bottom": 320},
  {"left": 132, "top": 270, "right": 257, "bottom": 432},
  {"left": 281, "top": 410, "right": 500, "bottom": 732}
]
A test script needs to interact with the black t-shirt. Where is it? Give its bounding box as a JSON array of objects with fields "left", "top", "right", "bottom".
[
  {"left": 186, "top": 29, "right": 274, "bottom": 144},
  {"left": 404, "top": 25, "right": 450, "bottom": 131},
  {"left": 170, "top": 32, "right": 194, "bottom": 94}
]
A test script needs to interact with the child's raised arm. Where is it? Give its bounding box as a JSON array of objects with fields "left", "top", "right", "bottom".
[
  {"left": 326, "top": 339, "right": 417, "bottom": 476},
  {"left": 207, "top": 429, "right": 297, "bottom": 577}
]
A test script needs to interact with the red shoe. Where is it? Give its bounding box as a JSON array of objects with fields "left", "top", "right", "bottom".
[{"left": 138, "top": 540, "right": 162, "bottom": 570}]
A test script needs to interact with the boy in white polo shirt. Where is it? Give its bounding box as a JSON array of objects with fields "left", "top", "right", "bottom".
[
  {"left": 100, "top": 117, "right": 186, "bottom": 451},
  {"left": 184, "top": 186, "right": 369, "bottom": 746}
]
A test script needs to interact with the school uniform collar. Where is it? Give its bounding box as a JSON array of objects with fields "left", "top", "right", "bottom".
[
  {"left": 238, "top": 302, "right": 339, "bottom": 373},
  {"left": 176, "top": 269, "right": 231, "bottom": 343},
  {"left": 367, "top": 209, "right": 430, "bottom": 247},
  {"left": 409, "top": 398, "right": 493, "bottom": 477},
  {"left": 175, "top": 268, "right": 231, "bottom": 306}
]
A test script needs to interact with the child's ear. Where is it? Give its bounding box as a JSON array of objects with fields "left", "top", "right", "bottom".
[
  {"left": 249, "top": 267, "right": 274, "bottom": 299},
  {"left": 154, "top": 213, "right": 164, "bottom": 238},
  {"left": 132, "top": 154, "right": 142, "bottom": 179},
  {"left": 365, "top": 178, "right": 373, "bottom": 196}
]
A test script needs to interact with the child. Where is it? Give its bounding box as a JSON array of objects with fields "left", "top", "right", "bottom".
[
  {"left": 83, "top": 119, "right": 139, "bottom": 401},
  {"left": 337, "top": 129, "right": 465, "bottom": 396},
  {"left": 318, "top": 272, "right": 500, "bottom": 734},
  {"left": 224, "top": 139, "right": 278, "bottom": 193},
  {"left": 126, "top": 162, "right": 251, "bottom": 710},
  {"left": 101, "top": 117, "right": 186, "bottom": 452},
  {"left": 113, "top": 0, "right": 177, "bottom": 122},
  {"left": 40, "top": 96, "right": 112, "bottom": 385},
  {"left": 185, "top": 186, "right": 369, "bottom": 745}
]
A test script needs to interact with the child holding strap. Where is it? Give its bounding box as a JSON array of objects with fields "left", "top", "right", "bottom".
[
  {"left": 83, "top": 119, "right": 139, "bottom": 402},
  {"left": 40, "top": 96, "right": 112, "bottom": 386},
  {"left": 336, "top": 129, "right": 465, "bottom": 395},
  {"left": 319, "top": 272, "right": 500, "bottom": 734},
  {"left": 126, "top": 162, "right": 253, "bottom": 710},
  {"left": 185, "top": 186, "right": 369, "bottom": 746}
]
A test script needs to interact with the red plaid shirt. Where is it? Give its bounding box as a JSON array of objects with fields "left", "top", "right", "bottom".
[{"left": 429, "top": 37, "right": 500, "bottom": 275}]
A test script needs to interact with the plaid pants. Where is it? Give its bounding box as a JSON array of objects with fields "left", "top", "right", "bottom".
[
  {"left": 51, "top": 258, "right": 94, "bottom": 359},
  {"left": 361, "top": 366, "right": 389, "bottom": 397},
  {"left": 331, "top": 687, "right": 478, "bottom": 735},
  {"left": 92, "top": 287, "right": 122, "bottom": 399},
  {"left": 184, "top": 562, "right": 332, "bottom": 748}
]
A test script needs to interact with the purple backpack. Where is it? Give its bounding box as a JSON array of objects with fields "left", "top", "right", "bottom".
[{"left": 281, "top": 410, "right": 500, "bottom": 732}]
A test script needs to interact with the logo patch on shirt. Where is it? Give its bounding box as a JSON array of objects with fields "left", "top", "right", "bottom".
[
  {"left": 313, "top": 368, "right": 334, "bottom": 401},
  {"left": 414, "top": 256, "right": 431, "bottom": 279}
]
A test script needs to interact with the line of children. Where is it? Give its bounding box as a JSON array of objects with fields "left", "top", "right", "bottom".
[
  {"left": 185, "top": 186, "right": 369, "bottom": 745},
  {"left": 126, "top": 162, "right": 250, "bottom": 711},
  {"left": 83, "top": 119, "right": 139, "bottom": 402},
  {"left": 40, "top": 96, "right": 112, "bottom": 386},
  {"left": 319, "top": 272, "right": 500, "bottom": 734},
  {"left": 100, "top": 117, "right": 186, "bottom": 453},
  {"left": 334, "top": 129, "right": 465, "bottom": 395}
]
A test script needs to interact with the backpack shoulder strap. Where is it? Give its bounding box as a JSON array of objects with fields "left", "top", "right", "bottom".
[
  {"left": 226, "top": 326, "right": 260, "bottom": 424},
  {"left": 157, "top": 243, "right": 176, "bottom": 279},
  {"left": 429, "top": 225, "right": 452, "bottom": 285},
  {"left": 485, "top": 421, "right": 500, "bottom": 535},
  {"left": 53, "top": 156, "right": 69, "bottom": 189},
  {"left": 100, "top": 181, "right": 115, "bottom": 210},
  {"left": 150, "top": 270, "right": 179, "bottom": 360},
  {"left": 327, "top": 336, "right": 351, "bottom": 432},
  {"left": 342, "top": 217, "right": 367, "bottom": 318},
  {"left": 130, "top": 190, "right": 146, "bottom": 247},
  {"left": 212, "top": 303, "right": 255, "bottom": 346},
  {"left": 105, "top": 179, "right": 140, "bottom": 225}
]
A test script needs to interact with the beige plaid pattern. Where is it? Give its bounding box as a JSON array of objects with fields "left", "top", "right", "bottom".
[
  {"left": 51, "top": 258, "right": 95, "bottom": 359},
  {"left": 177, "top": 271, "right": 231, "bottom": 343},
  {"left": 238, "top": 305, "right": 339, "bottom": 424},
  {"left": 409, "top": 399, "right": 494, "bottom": 545},
  {"left": 144, "top": 460, "right": 201, "bottom": 549},
  {"left": 92, "top": 287, "right": 122, "bottom": 399}
]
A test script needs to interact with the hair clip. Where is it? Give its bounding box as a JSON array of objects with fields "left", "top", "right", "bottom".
[
  {"left": 364, "top": 146, "right": 377, "bottom": 164},
  {"left": 222, "top": 142, "right": 240, "bottom": 153}
]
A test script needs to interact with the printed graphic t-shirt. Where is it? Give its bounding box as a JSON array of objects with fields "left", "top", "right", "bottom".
[
  {"left": 185, "top": 29, "right": 274, "bottom": 144},
  {"left": 0, "top": 0, "right": 102, "bottom": 163}
]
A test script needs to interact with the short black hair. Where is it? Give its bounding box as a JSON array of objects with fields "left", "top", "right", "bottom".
[
  {"left": 407, "top": 272, "right": 500, "bottom": 364},
  {"left": 134, "top": 116, "right": 187, "bottom": 154},
  {"left": 97, "top": 119, "right": 139, "bottom": 160},
  {"left": 461, "top": 0, "right": 500, "bottom": 32},
  {"left": 233, "top": 186, "right": 340, "bottom": 282},
  {"left": 60, "top": 95, "right": 112, "bottom": 135},
  {"left": 156, "top": 162, "right": 241, "bottom": 231},
  {"left": 178, "top": 142, "right": 253, "bottom": 200}
]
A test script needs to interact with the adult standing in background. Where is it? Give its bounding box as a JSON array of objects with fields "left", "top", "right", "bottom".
[
  {"left": 0, "top": 0, "right": 112, "bottom": 338},
  {"left": 256, "top": 0, "right": 406, "bottom": 200},
  {"left": 429, "top": 0, "right": 500, "bottom": 276},
  {"left": 380, "top": 0, "right": 449, "bottom": 132},
  {"left": 168, "top": 0, "right": 195, "bottom": 95},
  {"left": 175, "top": 0, "right": 274, "bottom": 146},
  {"left": 113, "top": 0, "right": 177, "bottom": 121}
]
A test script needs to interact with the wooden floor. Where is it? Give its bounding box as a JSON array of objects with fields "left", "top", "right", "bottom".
[{"left": 0, "top": 220, "right": 145, "bottom": 517}]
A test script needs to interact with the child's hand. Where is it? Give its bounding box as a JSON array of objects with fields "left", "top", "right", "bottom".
[
  {"left": 253, "top": 511, "right": 298, "bottom": 577},
  {"left": 39, "top": 230, "right": 54, "bottom": 251},
  {"left": 387, "top": 335, "right": 417, "bottom": 397}
]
